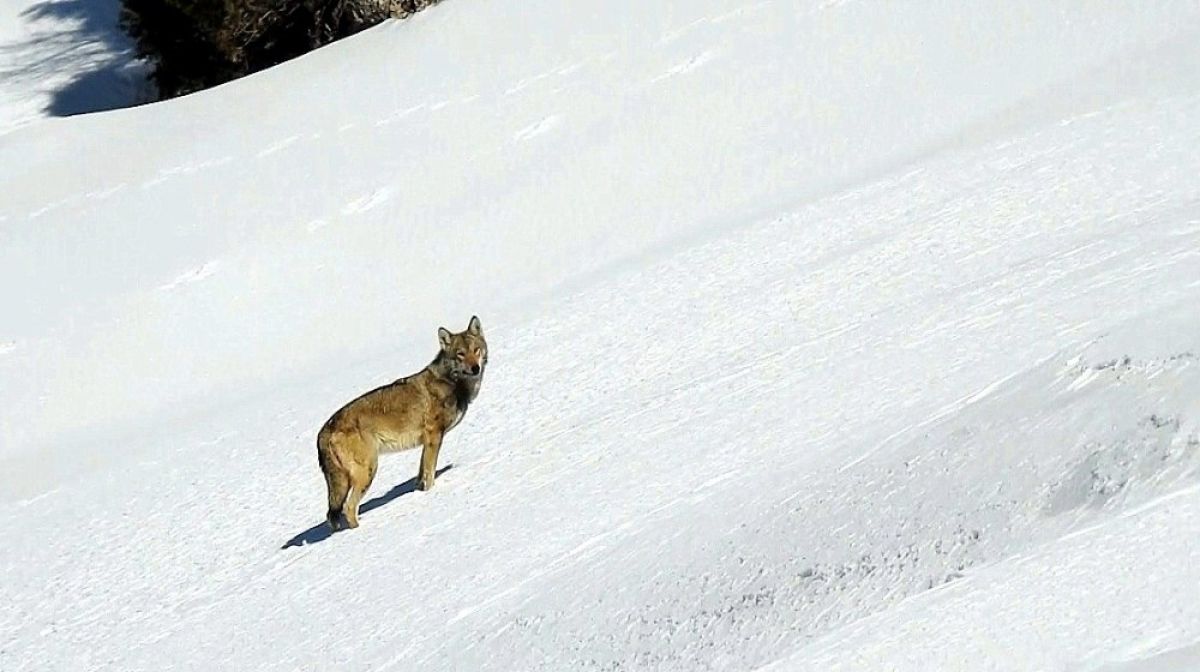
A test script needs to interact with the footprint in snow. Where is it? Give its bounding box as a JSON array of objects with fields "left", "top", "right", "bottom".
[
  {"left": 505, "top": 72, "right": 555, "bottom": 97},
  {"left": 555, "top": 62, "right": 585, "bottom": 76},
  {"left": 85, "top": 183, "right": 127, "bottom": 200},
  {"left": 256, "top": 135, "right": 301, "bottom": 158},
  {"left": 27, "top": 203, "right": 57, "bottom": 219},
  {"left": 375, "top": 104, "right": 424, "bottom": 127},
  {"left": 514, "top": 115, "right": 561, "bottom": 142},
  {"left": 141, "top": 157, "right": 234, "bottom": 188},
  {"left": 658, "top": 18, "right": 707, "bottom": 44},
  {"left": 341, "top": 187, "right": 393, "bottom": 215},
  {"left": 650, "top": 50, "right": 716, "bottom": 83},
  {"left": 159, "top": 261, "right": 221, "bottom": 291}
]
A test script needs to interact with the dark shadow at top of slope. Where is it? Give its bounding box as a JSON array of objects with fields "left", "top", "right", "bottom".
[
  {"left": 12, "top": 0, "right": 146, "bottom": 117},
  {"left": 48, "top": 64, "right": 144, "bottom": 117},
  {"left": 281, "top": 464, "right": 453, "bottom": 549}
]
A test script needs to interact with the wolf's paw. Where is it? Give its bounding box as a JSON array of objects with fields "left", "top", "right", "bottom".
[
  {"left": 417, "top": 477, "right": 434, "bottom": 492},
  {"left": 327, "top": 512, "right": 345, "bottom": 532}
]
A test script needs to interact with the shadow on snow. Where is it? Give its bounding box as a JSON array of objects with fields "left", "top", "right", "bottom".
[
  {"left": 281, "top": 464, "right": 454, "bottom": 549},
  {"left": 3, "top": 0, "right": 147, "bottom": 118}
]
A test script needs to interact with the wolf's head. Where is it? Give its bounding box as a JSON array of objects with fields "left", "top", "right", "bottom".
[{"left": 437, "top": 316, "right": 488, "bottom": 378}]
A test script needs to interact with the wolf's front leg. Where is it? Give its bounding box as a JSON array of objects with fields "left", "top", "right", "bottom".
[{"left": 418, "top": 426, "right": 444, "bottom": 491}]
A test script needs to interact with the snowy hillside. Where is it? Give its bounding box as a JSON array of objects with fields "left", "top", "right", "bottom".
[{"left": 2, "top": 1, "right": 1200, "bottom": 670}]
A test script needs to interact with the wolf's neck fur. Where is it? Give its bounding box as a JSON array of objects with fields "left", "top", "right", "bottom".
[{"left": 427, "top": 351, "right": 482, "bottom": 410}]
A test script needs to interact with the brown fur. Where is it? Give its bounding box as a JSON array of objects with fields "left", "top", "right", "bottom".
[{"left": 317, "top": 316, "right": 487, "bottom": 530}]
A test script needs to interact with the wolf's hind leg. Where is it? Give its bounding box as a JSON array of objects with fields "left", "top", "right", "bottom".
[
  {"left": 342, "top": 486, "right": 362, "bottom": 529},
  {"left": 343, "top": 459, "right": 375, "bottom": 529},
  {"left": 324, "top": 468, "right": 350, "bottom": 531}
]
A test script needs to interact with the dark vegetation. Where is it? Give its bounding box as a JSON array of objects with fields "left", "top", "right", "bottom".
[{"left": 120, "top": 0, "right": 443, "bottom": 98}]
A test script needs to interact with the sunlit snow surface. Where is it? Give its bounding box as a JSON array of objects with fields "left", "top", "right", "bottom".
[{"left": 1, "top": 1, "right": 1199, "bottom": 669}]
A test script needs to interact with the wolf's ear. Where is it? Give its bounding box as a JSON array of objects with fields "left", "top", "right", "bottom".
[
  {"left": 438, "top": 327, "right": 453, "bottom": 349},
  {"left": 468, "top": 315, "right": 483, "bottom": 335}
]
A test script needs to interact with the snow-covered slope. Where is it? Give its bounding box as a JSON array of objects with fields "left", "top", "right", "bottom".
[{"left": 2, "top": 1, "right": 1199, "bottom": 669}]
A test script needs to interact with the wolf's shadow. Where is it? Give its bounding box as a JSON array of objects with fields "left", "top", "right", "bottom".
[{"left": 281, "top": 464, "right": 453, "bottom": 549}]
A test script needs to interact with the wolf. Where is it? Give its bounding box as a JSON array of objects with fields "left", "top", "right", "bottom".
[{"left": 316, "top": 316, "right": 487, "bottom": 530}]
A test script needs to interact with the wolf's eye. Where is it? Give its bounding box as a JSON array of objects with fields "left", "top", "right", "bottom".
[{"left": 456, "top": 351, "right": 466, "bottom": 360}]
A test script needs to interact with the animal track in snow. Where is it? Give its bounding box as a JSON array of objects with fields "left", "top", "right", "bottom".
[
  {"left": 168, "top": 157, "right": 234, "bottom": 175},
  {"left": 141, "top": 157, "right": 234, "bottom": 188},
  {"left": 85, "top": 183, "right": 127, "bottom": 200},
  {"left": 341, "top": 187, "right": 393, "bottom": 215},
  {"left": 650, "top": 50, "right": 716, "bottom": 83},
  {"left": 256, "top": 136, "right": 301, "bottom": 158},
  {"left": 504, "top": 75, "right": 548, "bottom": 97},
  {"left": 555, "top": 62, "right": 585, "bottom": 76},
  {"left": 514, "top": 115, "right": 561, "bottom": 142},
  {"left": 26, "top": 194, "right": 85, "bottom": 219},
  {"left": 505, "top": 63, "right": 582, "bottom": 96},
  {"left": 374, "top": 104, "right": 424, "bottom": 127},
  {"left": 15, "top": 487, "right": 58, "bottom": 508},
  {"left": 658, "top": 18, "right": 707, "bottom": 44},
  {"left": 159, "top": 261, "right": 221, "bottom": 291},
  {"left": 27, "top": 203, "right": 56, "bottom": 219}
]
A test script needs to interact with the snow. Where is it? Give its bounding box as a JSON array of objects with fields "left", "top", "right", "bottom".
[{"left": 1, "top": 0, "right": 1199, "bottom": 670}]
